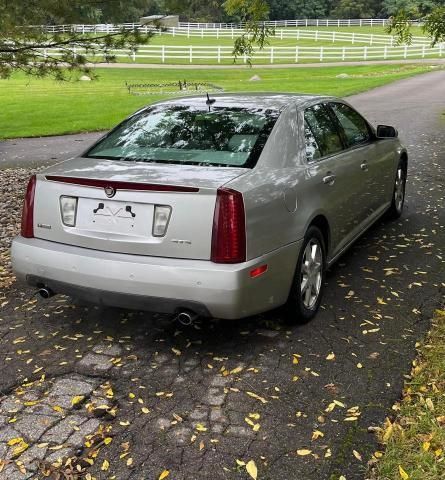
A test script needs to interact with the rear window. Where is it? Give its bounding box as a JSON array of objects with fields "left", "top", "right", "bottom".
[{"left": 85, "top": 105, "right": 280, "bottom": 168}]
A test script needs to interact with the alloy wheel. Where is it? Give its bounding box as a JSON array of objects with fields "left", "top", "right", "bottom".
[
  {"left": 300, "top": 239, "right": 323, "bottom": 310},
  {"left": 394, "top": 167, "right": 406, "bottom": 213}
]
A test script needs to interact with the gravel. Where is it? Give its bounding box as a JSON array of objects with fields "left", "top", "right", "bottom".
[{"left": 0, "top": 168, "right": 39, "bottom": 288}]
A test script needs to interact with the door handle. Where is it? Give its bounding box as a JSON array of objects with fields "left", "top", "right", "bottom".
[
  {"left": 323, "top": 174, "right": 336, "bottom": 185},
  {"left": 360, "top": 161, "right": 368, "bottom": 171}
]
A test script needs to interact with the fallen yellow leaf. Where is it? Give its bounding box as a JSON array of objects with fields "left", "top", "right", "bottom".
[
  {"left": 399, "top": 465, "right": 409, "bottom": 479},
  {"left": 101, "top": 459, "right": 109, "bottom": 471},
  {"left": 296, "top": 449, "right": 312, "bottom": 456},
  {"left": 246, "top": 392, "right": 267, "bottom": 403},
  {"left": 159, "top": 470, "right": 170, "bottom": 480},
  {"left": 246, "top": 459, "right": 257, "bottom": 480},
  {"left": 71, "top": 395, "right": 84, "bottom": 406}
]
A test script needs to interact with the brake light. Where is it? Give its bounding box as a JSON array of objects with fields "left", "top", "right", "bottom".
[
  {"left": 21, "top": 175, "right": 37, "bottom": 238},
  {"left": 211, "top": 188, "right": 246, "bottom": 263}
]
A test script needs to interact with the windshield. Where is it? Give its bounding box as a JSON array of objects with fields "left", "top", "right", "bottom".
[{"left": 85, "top": 105, "right": 280, "bottom": 168}]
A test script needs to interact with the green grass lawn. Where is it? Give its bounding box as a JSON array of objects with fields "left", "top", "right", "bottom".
[
  {"left": 0, "top": 64, "right": 433, "bottom": 139},
  {"left": 370, "top": 310, "right": 445, "bottom": 480}
]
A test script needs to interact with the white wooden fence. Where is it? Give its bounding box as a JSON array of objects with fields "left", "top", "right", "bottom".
[
  {"left": 157, "top": 28, "right": 430, "bottom": 46},
  {"left": 38, "top": 25, "right": 432, "bottom": 47},
  {"left": 39, "top": 43, "right": 444, "bottom": 64},
  {"left": 41, "top": 18, "right": 423, "bottom": 34}
]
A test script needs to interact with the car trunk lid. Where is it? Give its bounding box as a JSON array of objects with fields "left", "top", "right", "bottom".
[{"left": 33, "top": 158, "right": 247, "bottom": 260}]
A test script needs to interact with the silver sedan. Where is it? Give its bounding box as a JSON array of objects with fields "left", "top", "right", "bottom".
[{"left": 12, "top": 94, "right": 407, "bottom": 322}]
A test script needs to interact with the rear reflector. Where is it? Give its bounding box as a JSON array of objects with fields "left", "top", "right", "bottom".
[
  {"left": 250, "top": 265, "right": 268, "bottom": 278},
  {"left": 152, "top": 205, "right": 172, "bottom": 237},
  {"left": 45, "top": 176, "right": 199, "bottom": 193},
  {"left": 21, "top": 175, "right": 37, "bottom": 238},
  {"left": 60, "top": 196, "right": 78, "bottom": 227},
  {"left": 211, "top": 187, "right": 246, "bottom": 264}
]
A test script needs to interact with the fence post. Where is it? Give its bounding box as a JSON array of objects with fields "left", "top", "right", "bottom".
[
  {"left": 315, "top": 30, "right": 318, "bottom": 42},
  {"left": 371, "top": 18, "right": 373, "bottom": 26},
  {"left": 187, "top": 25, "right": 190, "bottom": 38},
  {"left": 404, "top": 45, "right": 407, "bottom": 58},
  {"left": 360, "top": 19, "right": 363, "bottom": 27},
  {"left": 422, "top": 44, "right": 425, "bottom": 58},
  {"left": 190, "top": 46, "right": 193, "bottom": 63},
  {"left": 132, "top": 49, "right": 136, "bottom": 62},
  {"left": 217, "top": 46, "right": 221, "bottom": 63},
  {"left": 364, "top": 46, "right": 367, "bottom": 60},
  {"left": 280, "top": 29, "right": 283, "bottom": 40},
  {"left": 320, "top": 46, "right": 323, "bottom": 62},
  {"left": 269, "top": 47, "right": 274, "bottom": 64},
  {"left": 244, "top": 52, "right": 247, "bottom": 64},
  {"left": 342, "top": 46, "right": 346, "bottom": 61},
  {"left": 348, "top": 19, "right": 351, "bottom": 27},
  {"left": 352, "top": 33, "right": 355, "bottom": 45},
  {"left": 305, "top": 19, "right": 308, "bottom": 27},
  {"left": 216, "top": 29, "right": 219, "bottom": 39},
  {"left": 231, "top": 27, "right": 234, "bottom": 39},
  {"left": 172, "top": 27, "right": 175, "bottom": 36},
  {"left": 332, "top": 31, "right": 336, "bottom": 43},
  {"left": 162, "top": 45, "right": 165, "bottom": 63},
  {"left": 370, "top": 34, "right": 373, "bottom": 45},
  {"left": 384, "top": 45, "right": 387, "bottom": 59}
]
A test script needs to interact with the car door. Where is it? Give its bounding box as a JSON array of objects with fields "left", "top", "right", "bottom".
[
  {"left": 328, "top": 101, "right": 391, "bottom": 218},
  {"left": 301, "top": 103, "right": 365, "bottom": 259}
]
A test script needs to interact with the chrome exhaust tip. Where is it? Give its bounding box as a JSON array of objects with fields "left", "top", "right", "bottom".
[
  {"left": 176, "top": 310, "right": 197, "bottom": 326},
  {"left": 37, "top": 287, "right": 55, "bottom": 299}
]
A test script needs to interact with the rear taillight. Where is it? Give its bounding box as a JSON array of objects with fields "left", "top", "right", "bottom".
[
  {"left": 21, "top": 175, "right": 37, "bottom": 238},
  {"left": 211, "top": 187, "right": 246, "bottom": 263}
]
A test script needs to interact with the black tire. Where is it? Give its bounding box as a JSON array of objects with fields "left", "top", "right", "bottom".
[
  {"left": 386, "top": 160, "right": 407, "bottom": 220},
  {"left": 284, "top": 226, "right": 326, "bottom": 324}
]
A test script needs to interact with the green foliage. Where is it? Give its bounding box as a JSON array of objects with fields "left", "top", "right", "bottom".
[
  {"left": 224, "top": 0, "right": 273, "bottom": 63},
  {"left": 331, "top": 0, "right": 377, "bottom": 19},
  {"left": 0, "top": 0, "right": 153, "bottom": 79},
  {"left": 387, "top": 2, "right": 445, "bottom": 46},
  {"left": 424, "top": 6, "right": 445, "bottom": 44}
]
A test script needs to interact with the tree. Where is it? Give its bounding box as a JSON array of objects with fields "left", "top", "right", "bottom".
[
  {"left": 0, "top": 0, "right": 153, "bottom": 79},
  {"left": 331, "top": 0, "right": 377, "bottom": 18},
  {"left": 387, "top": 2, "right": 445, "bottom": 46}
]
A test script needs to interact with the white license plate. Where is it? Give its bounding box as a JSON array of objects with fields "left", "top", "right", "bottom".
[{"left": 76, "top": 198, "right": 153, "bottom": 236}]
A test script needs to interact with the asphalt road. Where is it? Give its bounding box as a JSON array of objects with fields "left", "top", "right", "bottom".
[{"left": 0, "top": 70, "right": 444, "bottom": 480}]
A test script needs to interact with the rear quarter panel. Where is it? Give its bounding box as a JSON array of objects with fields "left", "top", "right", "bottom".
[{"left": 227, "top": 104, "right": 308, "bottom": 261}]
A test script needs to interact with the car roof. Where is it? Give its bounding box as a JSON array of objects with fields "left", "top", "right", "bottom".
[{"left": 151, "top": 93, "right": 336, "bottom": 111}]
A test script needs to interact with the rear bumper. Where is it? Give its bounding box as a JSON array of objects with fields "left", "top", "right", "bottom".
[{"left": 11, "top": 237, "right": 301, "bottom": 319}]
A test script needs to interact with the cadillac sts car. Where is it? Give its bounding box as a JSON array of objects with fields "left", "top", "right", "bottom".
[{"left": 11, "top": 94, "right": 407, "bottom": 323}]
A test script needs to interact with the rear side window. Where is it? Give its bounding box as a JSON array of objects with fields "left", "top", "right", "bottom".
[
  {"left": 330, "top": 102, "right": 371, "bottom": 147},
  {"left": 304, "top": 104, "right": 343, "bottom": 161}
]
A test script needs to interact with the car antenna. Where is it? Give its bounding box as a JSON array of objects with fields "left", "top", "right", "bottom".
[{"left": 206, "top": 92, "right": 216, "bottom": 112}]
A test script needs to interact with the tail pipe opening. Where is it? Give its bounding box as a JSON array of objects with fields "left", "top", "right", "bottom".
[
  {"left": 175, "top": 310, "right": 198, "bottom": 326},
  {"left": 37, "top": 287, "right": 55, "bottom": 299}
]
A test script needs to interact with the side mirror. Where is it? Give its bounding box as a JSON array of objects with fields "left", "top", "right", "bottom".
[{"left": 376, "top": 125, "right": 398, "bottom": 138}]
